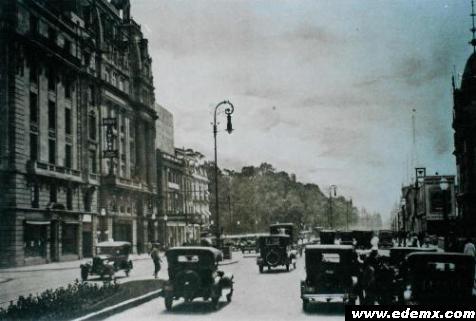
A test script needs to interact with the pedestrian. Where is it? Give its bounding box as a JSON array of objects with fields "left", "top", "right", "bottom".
[
  {"left": 464, "top": 238, "right": 476, "bottom": 256},
  {"left": 463, "top": 238, "right": 476, "bottom": 289},
  {"left": 150, "top": 245, "right": 162, "bottom": 279}
]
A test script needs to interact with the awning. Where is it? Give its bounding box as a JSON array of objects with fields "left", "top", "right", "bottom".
[{"left": 25, "top": 220, "right": 50, "bottom": 225}]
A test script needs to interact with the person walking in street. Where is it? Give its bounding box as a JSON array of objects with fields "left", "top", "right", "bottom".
[{"left": 150, "top": 245, "right": 162, "bottom": 279}]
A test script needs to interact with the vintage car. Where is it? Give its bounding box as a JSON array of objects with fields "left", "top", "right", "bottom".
[
  {"left": 270, "top": 223, "right": 297, "bottom": 243},
  {"left": 378, "top": 230, "right": 394, "bottom": 248},
  {"left": 389, "top": 246, "right": 438, "bottom": 268},
  {"left": 339, "top": 231, "right": 354, "bottom": 246},
  {"left": 163, "top": 247, "right": 234, "bottom": 311},
  {"left": 257, "top": 235, "right": 297, "bottom": 272},
  {"left": 80, "top": 241, "right": 133, "bottom": 281},
  {"left": 400, "top": 252, "right": 475, "bottom": 304},
  {"left": 301, "top": 245, "right": 359, "bottom": 310},
  {"left": 319, "top": 230, "right": 336, "bottom": 245},
  {"left": 352, "top": 230, "right": 374, "bottom": 250}
]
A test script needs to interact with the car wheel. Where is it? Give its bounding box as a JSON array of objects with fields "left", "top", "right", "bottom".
[
  {"left": 226, "top": 290, "right": 233, "bottom": 302},
  {"left": 165, "top": 296, "right": 173, "bottom": 311},
  {"left": 81, "top": 268, "right": 88, "bottom": 281},
  {"left": 302, "top": 299, "right": 309, "bottom": 312},
  {"left": 259, "top": 265, "right": 263, "bottom": 273}
]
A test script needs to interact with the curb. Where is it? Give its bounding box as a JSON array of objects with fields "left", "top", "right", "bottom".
[
  {"left": 219, "top": 260, "right": 239, "bottom": 266},
  {"left": 71, "top": 288, "right": 163, "bottom": 321},
  {"left": 0, "top": 257, "right": 150, "bottom": 274}
]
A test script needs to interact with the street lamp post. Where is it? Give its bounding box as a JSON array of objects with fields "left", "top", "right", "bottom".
[
  {"left": 328, "top": 185, "right": 337, "bottom": 229},
  {"left": 401, "top": 198, "right": 406, "bottom": 246},
  {"left": 213, "top": 100, "right": 235, "bottom": 248},
  {"left": 440, "top": 177, "right": 450, "bottom": 252}
]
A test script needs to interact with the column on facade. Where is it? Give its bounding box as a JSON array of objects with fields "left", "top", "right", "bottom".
[
  {"left": 107, "top": 216, "right": 113, "bottom": 242},
  {"left": 132, "top": 218, "right": 138, "bottom": 254}
]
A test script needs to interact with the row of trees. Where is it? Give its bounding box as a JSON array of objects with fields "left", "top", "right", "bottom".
[{"left": 204, "top": 162, "right": 364, "bottom": 235}]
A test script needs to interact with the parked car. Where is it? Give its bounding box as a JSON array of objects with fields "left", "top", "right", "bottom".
[
  {"left": 163, "top": 247, "right": 234, "bottom": 311},
  {"left": 378, "top": 230, "right": 394, "bottom": 248},
  {"left": 80, "top": 241, "right": 133, "bottom": 281},
  {"left": 399, "top": 252, "right": 475, "bottom": 304},
  {"left": 319, "top": 230, "right": 336, "bottom": 245},
  {"left": 257, "top": 235, "right": 297, "bottom": 272},
  {"left": 300, "top": 245, "right": 359, "bottom": 310}
]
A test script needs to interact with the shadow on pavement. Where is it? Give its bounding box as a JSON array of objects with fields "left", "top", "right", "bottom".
[
  {"left": 303, "top": 303, "right": 345, "bottom": 315},
  {"left": 161, "top": 300, "right": 231, "bottom": 314}
]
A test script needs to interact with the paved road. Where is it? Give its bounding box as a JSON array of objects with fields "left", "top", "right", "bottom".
[{"left": 105, "top": 253, "right": 345, "bottom": 321}]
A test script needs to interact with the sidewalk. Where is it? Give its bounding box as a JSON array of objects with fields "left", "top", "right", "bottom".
[{"left": 0, "top": 253, "right": 151, "bottom": 274}]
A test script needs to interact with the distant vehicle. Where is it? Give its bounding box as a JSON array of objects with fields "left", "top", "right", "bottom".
[
  {"left": 300, "top": 245, "right": 359, "bottom": 310},
  {"left": 319, "top": 230, "right": 336, "bottom": 245},
  {"left": 339, "top": 231, "right": 354, "bottom": 246},
  {"left": 257, "top": 235, "right": 297, "bottom": 273},
  {"left": 400, "top": 253, "right": 475, "bottom": 304},
  {"left": 163, "top": 247, "right": 234, "bottom": 311},
  {"left": 352, "top": 230, "right": 374, "bottom": 250},
  {"left": 378, "top": 230, "right": 394, "bottom": 248},
  {"left": 80, "top": 241, "right": 133, "bottom": 281}
]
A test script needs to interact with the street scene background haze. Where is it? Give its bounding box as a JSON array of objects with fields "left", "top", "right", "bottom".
[{"left": 132, "top": 0, "right": 472, "bottom": 219}]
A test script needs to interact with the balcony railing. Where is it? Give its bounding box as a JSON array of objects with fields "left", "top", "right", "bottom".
[{"left": 27, "top": 160, "right": 82, "bottom": 182}]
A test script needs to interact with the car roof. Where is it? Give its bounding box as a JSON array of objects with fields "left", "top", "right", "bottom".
[
  {"left": 320, "top": 230, "right": 336, "bottom": 233},
  {"left": 96, "top": 241, "right": 131, "bottom": 247},
  {"left": 270, "top": 223, "right": 294, "bottom": 227},
  {"left": 259, "top": 234, "right": 290, "bottom": 239},
  {"left": 166, "top": 246, "right": 223, "bottom": 259},
  {"left": 305, "top": 244, "right": 354, "bottom": 251},
  {"left": 406, "top": 252, "right": 474, "bottom": 262}
]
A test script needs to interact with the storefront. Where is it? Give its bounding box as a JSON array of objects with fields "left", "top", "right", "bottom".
[
  {"left": 24, "top": 221, "right": 49, "bottom": 258},
  {"left": 62, "top": 222, "right": 79, "bottom": 255},
  {"left": 113, "top": 220, "right": 133, "bottom": 243}
]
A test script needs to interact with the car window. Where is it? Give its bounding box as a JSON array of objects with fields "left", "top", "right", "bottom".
[
  {"left": 322, "top": 253, "right": 340, "bottom": 263},
  {"left": 427, "top": 262, "right": 456, "bottom": 272},
  {"left": 177, "top": 255, "right": 199, "bottom": 263},
  {"left": 265, "top": 238, "right": 280, "bottom": 246}
]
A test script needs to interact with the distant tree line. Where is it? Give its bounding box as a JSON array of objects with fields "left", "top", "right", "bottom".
[{"left": 204, "top": 162, "right": 365, "bottom": 235}]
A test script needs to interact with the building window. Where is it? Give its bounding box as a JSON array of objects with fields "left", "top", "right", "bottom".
[
  {"left": 48, "top": 27, "right": 56, "bottom": 43},
  {"left": 88, "top": 85, "right": 95, "bottom": 105},
  {"left": 30, "top": 133, "right": 38, "bottom": 161},
  {"left": 29, "top": 60, "right": 38, "bottom": 84},
  {"left": 66, "top": 188, "right": 73, "bottom": 210},
  {"left": 65, "top": 108, "right": 72, "bottom": 135},
  {"left": 48, "top": 139, "right": 56, "bottom": 164},
  {"left": 88, "top": 112, "right": 96, "bottom": 140},
  {"left": 62, "top": 223, "right": 78, "bottom": 254},
  {"left": 64, "top": 78, "right": 72, "bottom": 99},
  {"left": 47, "top": 68, "right": 55, "bottom": 91},
  {"left": 48, "top": 100, "right": 56, "bottom": 130},
  {"left": 89, "top": 150, "right": 97, "bottom": 173},
  {"left": 64, "top": 39, "right": 71, "bottom": 55},
  {"left": 29, "top": 14, "right": 38, "bottom": 35},
  {"left": 65, "top": 144, "right": 72, "bottom": 168},
  {"left": 49, "top": 184, "right": 57, "bottom": 203},
  {"left": 30, "top": 92, "right": 38, "bottom": 123},
  {"left": 31, "top": 184, "right": 39, "bottom": 208},
  {"left": 24, "top": 223, "right": 47, "bottom": 258}
]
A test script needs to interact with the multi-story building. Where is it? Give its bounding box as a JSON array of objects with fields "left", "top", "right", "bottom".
[
  {"left": 453, "top": 17, "right": 476, "bottom": 236},
  {"left": 176, "top": 148, "right": 211, "bottom": 242},
  {"left": 401, "top": 175, "right": 456, "bottom": 237},
  {"left": 0, "top": 0, "right": 157, "bottom": 266}
]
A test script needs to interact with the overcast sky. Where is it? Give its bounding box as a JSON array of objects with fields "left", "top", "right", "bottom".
[{"left": 132, "top": 0, "right": 474, "bottom": 219}]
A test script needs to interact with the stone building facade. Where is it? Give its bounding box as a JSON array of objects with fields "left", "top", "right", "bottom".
[
  {"left": 453, "top": 51, "right": 476, "bottom": 237},
  {"left": 0, "top": 0, "right": 157, "bottom": 266}
]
